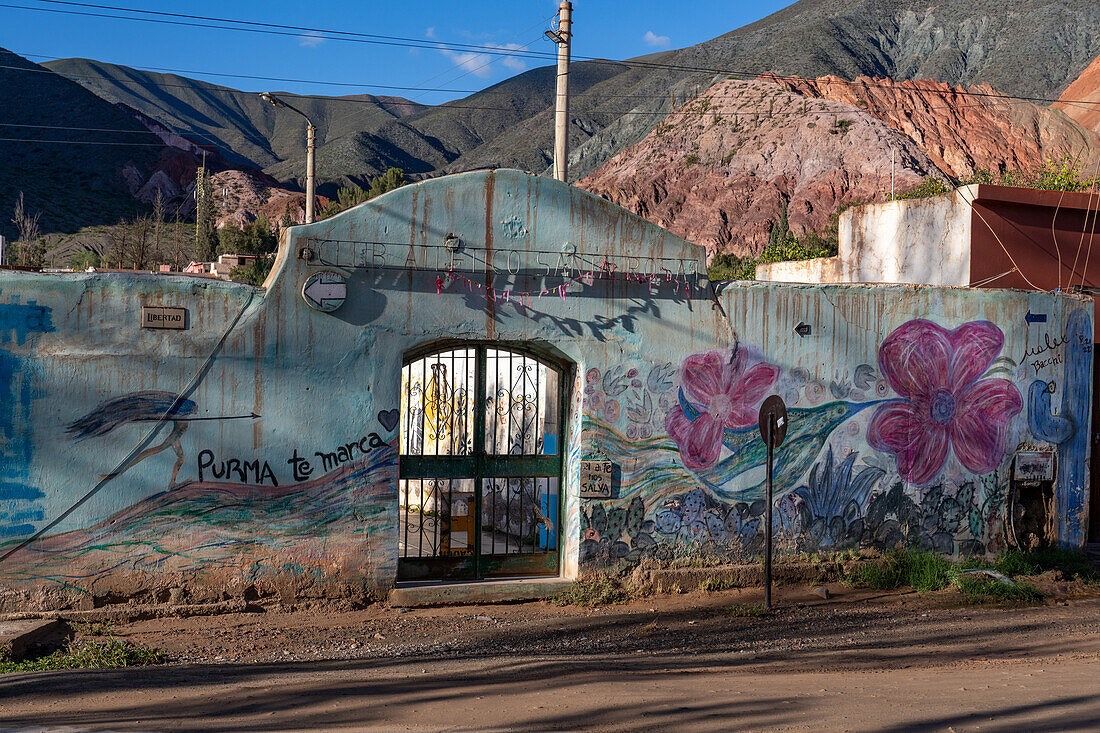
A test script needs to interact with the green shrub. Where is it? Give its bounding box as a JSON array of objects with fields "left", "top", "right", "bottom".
[
  {"left": 0, "top": 637, "right": 165, "bottom": 674},
  {"left": 684, "top": 154, "right": 700, "bottom": 166},
  {"left": 728, "top": 603, "right": 768, "bottom": 617},
  {"left": 894, "top": 177, "right": 949, "bottom": 200},
  {"left": 843, "top": 550, "right": 955, "bottom": 591},
  {"left": 954, "top": 576, "right": 1043, "bottom": 605},
  {"left": 989, "top": 548, "right": 1096, "bottom": 580},
  {"left": 551, "top": 575, "right": 637, "bottom": 606}
]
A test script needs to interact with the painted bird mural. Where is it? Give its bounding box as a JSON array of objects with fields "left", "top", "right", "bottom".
[
  {"left": 66, "top": 390, "right": 197, "bottom": 488},
  {"left": 679, "top": 390, "right": 881, "bottom": 504}
]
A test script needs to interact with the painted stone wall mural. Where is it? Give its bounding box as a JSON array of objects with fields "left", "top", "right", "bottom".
[{"left": 579, "top": 313, "right": 1085, "bottom": 568}]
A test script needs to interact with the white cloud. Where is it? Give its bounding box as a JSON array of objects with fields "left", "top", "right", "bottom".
[
  {"left": 425, "top": 27, "right": 436, "bottom": 39},
  {"left": 644, "top": 31, "right": 671, "bottom": 48},
  {"left": 437, "top": 41, "right": 526, "bottom": 78},
  {"left": 298, "top": 32, "right": 325, "bottom": 48}
]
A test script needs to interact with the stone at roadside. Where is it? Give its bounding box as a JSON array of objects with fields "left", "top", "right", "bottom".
[{"left": 812, "top": 586, "right": 831, "bottom": 600}]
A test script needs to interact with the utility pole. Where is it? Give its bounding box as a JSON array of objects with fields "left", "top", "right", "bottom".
[
  {"left": 547, "top": 1, "right": 572, "bottom": 182},
  {"left": 261, "top": 92, "right": 316, "bottom": 223},
  {"left": 891, "top": 148, "right": 896, "bottom": 201}
]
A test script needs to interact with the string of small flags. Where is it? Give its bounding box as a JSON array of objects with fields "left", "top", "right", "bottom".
[{"left": 434, "top": 260, "right": 695, "bottom": 304}]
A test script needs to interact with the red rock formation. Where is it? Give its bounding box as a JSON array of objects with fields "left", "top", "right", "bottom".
[
  {"left": 212, "top": 169, "right": 328, "bottom": 229},
  {"left": 1054, "top": 55, "right": 1100, "bottom": 134},
  {"left": 580, "top": 76, "right": 1100, "bottom": 259},
  {"left": 771, "top": 75, "right": 1100, "bottom": 180},
  {"left": 578, "top": 79, "right": 938, "bottom": 257}
]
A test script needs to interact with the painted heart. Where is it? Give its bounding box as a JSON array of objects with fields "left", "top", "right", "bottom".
[{"left": 377, "top": 409, "right": 399, "bottom": 433}]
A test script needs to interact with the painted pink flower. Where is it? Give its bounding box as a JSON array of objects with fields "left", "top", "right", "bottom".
[
  {"left": 665, "top": 350, "right": 780, "bottom": 470},
  {"left": 868, "top": 320, "right": 1022, "bottom": 486}
]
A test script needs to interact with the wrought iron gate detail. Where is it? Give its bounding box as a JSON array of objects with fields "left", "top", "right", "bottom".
[{"left": 399, "top": 345, "right": 564, "bottom": 580}]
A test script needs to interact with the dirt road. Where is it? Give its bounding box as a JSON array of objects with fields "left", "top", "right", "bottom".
[{"left": 1, "top": 586, "right": 1098, "bottom": 731}]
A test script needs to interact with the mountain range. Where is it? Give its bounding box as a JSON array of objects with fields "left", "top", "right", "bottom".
[{"left": 5, "top": 0, "right": 1100, "bottom": 253}]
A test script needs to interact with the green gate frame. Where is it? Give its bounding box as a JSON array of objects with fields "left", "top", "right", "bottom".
[{"left": 398, "top": 340, "right": 570, "bottom": 580}]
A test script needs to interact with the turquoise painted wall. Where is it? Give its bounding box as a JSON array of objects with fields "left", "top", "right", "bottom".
[{"left": 0, "top": 170, "right": 1091, "bottom": 608}]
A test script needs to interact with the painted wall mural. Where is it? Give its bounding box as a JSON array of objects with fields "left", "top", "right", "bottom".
[
  {"left": 580, "top": 313, "right": 1091, "bottom": 567},
  {"left": 0, "top": 171, "right": 1091, "bottom": 608},
  {"left": 0, "top": 293, "right": 54, "bottom": 539}
]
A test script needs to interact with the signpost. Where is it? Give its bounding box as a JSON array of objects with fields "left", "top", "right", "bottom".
[{"left": 758, "top": 394, "right": 788, "bottom": 610}]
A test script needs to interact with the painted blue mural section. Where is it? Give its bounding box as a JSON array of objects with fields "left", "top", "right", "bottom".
[
  {"left": 0, "top": 171, "right": 1092, "bottom": 610},
  {"left": 0, "top": 291, "right": 54, "bottom": 537},
  {"left": 1026, "top": 308, "right": 1092, "bottom": 546}
]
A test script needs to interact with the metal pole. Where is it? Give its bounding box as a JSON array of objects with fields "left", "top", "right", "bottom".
[
  {"left": 0, "top": 235, "right": 5, "bottom": 266},
  {"left": 552, "top": 0, "right": 572, "bottom": 182},
  {"left": 891, "top": 148, "right": 895, "bottom": 201},
  {"left": 764, "top": 414, "right": 774, "bottom": 610},
  {"left": 305, "top": 123, "right": 316, "bottom": 224}
]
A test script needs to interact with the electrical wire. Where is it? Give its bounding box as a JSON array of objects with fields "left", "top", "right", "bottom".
[
  {"left": 1068, "top": 156, "right": 1100, "bottom": 284},
  {"left": 0, "top": 59, "right": 1078, "bottom": 120},
  {"left": 6, "top": 2, "right": 1100, "bottom": 109},
  {"left": 0, "top": 135, "right": 168, "bottom": 146},
  {"left": 954, "top": 184, "right": 1044, "bottom": 290}
]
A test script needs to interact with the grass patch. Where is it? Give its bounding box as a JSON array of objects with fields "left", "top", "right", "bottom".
[
  {"left": 954, "top": 576, "right": 1043, "bottom": 605},
  {"left": 987, "top": 549, "right": 1096, "bottom": 581},
  {"left": 551, "top": 574, "right": 642, "bottom": 606},
  {"left": 71, "top": 618, "right": 116, "bottom": 637},
  {"left": 843, "top": 550, "right": 955, "bottom": 591},
  {"left": 0, "top": 637, "right": 166, "bottom": 674},
  {"left": 698, "top": 575, "right": 737, "bottom": 592},
  {"left": 728, "top": 603, "right": 768, "bottom": 617}
]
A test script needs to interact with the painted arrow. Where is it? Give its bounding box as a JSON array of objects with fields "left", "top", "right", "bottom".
[
  {"left": 1025, "top": 310, "right": 1048, "bottom": 325},
  {"left": 305, "top": 279, "right": 345, "bottom": 303},
  {"left": 135, "top": 413, "right": 261, "bottom": 422}
]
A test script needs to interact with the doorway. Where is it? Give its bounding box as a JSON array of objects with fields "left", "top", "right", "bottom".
[{"left": 397, "top": 343, "right": 566, "bottom": 580}]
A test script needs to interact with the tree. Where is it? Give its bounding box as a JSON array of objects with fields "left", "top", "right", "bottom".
[
  {"left": 367, "top": 167, "right": 406, "bottom": 198},
  {"left": 229, "top": 256, "right": 275, "bottom": 286},
  {"left": 152, "top": 189, "right": 166, "bottom": 264},
  {"left": 70, "top": 250, "right": 101, "bottom": 270},
  {"left": 11, "top": 192, "right": 44, "bottom": 268},
  {"left": 218, "top": 217, "right": 277, "bottom": 256},
  {"left": 129, "top": 215, "right": 153, "bottom": 270},
  {"left": 318, "top": 168, "right": 408, "bottom": 220},
  {"left": 104, "top": 218, "right": 129, "bottom": 269}
]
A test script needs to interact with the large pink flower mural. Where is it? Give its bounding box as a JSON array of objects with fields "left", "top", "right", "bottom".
[
  {"left": 665, "top": 349, "right": 780, "bottom": 470},
  {"left": 868, "top": 320, "right": 1022, "bottom": 486}
]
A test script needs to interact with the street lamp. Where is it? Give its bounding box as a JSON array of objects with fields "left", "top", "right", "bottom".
[{"left": 260, "top": 92, "right": 316, "bottom": 224}]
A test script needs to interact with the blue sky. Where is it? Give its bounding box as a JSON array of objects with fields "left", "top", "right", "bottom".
[{"left": 0, "top": 1, "right": 793, "bottom": 104}]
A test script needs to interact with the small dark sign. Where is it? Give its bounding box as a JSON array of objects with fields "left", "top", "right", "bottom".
[
  {"left": 758, "top": 395, "right": 788, "bottom": 447},
  {"left": 141, "top": 306, "right": 187, "bottom": 330},
  {"left": 579, "top": 459, "right": 615, "bottom": 499}
]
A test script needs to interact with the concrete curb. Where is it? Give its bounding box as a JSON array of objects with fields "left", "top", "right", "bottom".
[{"left": 0, "top": 619, "right": 62, "bottom": 661}]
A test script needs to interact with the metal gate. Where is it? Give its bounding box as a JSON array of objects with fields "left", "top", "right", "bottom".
[{"left": 398, "top": 344, "right": 565, "bottom": 580}]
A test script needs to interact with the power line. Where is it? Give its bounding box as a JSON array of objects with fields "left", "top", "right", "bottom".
[
  {"left": 17, "top": 55, "right": 478, "bottom": 94},
  {"left": 6, "top": 56, "right": 1100, "bottom": 119},
  {"left": 0, "top": 136, "right": 167, "bottom": 146},
  {"left": 33, "top": 0, "right": 562, "bottom": 59},
  {"left": 6, "top": 1, "right": 1100, "bottom": 109},
  {"left": 0, "top": 120, "right": 162, "bottom": 134},
  {"left": 0, "top": 2, "right": 563, "bottom": 61}
]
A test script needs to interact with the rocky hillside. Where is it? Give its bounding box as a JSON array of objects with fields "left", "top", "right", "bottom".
[
  {"left": 43, "top": 0, "right": 1100, "bottom": 194},
  {"left": 0, "top": 48, "right": 163, "bottom": 239},
  {"left": 771, "top": 75, "right": 1100, "bottom": 179},
  {"left": 1054, "top": 54, "right": 1100, "bottom": 134},
  {"left": 579, "top": 80, "right": 938, "bottom": 256},
  {"left": 579, "top": 76, "right": 1100, "bottom": 258}
]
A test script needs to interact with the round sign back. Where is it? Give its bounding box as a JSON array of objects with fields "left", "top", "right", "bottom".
[
  {"left": 302, "top": 271, "right": 347, "bottom": 313},
  {"left": 758, "top": 395, "right": 788, "bottom": 447}
]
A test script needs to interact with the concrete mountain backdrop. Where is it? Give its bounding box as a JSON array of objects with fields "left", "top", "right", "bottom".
[{"left": 5, "top": 0, "right": 1100, "bottom": 259}]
